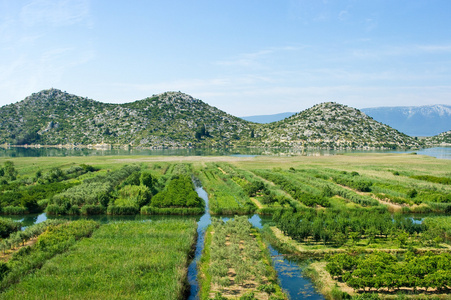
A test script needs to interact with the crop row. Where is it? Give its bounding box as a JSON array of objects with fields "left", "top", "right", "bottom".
[
  {"left": 199, "top": 216, "right": 286, "bottom": 299},
  {"left": 197, "top": 164, "right": 256, "bottom": 215}
]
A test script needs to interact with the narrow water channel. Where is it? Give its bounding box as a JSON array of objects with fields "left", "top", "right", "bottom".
[
  {"left": 187, "top": 186, "right": 211, "bottom": 299},
  {"left": 8, "top": 187, "right": 325, "bottom": 300},
  {"left": 186, "top": 185, "right": 325, "bottom": 300}
]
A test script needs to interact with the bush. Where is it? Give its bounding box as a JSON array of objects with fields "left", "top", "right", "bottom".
[
  {"left": 1, "top": 206, "right": 27, "bottom": 215},
  {"left": 0, "top": 217, "right": 21, "bottom": 238},
  {"left": 140, "top": 206, "right": 204, "bottom": 215},
  {"left": 150, "top": 175, "right": 203, "bottom": 208},
  {"left": 80, "top": 205, "right": 105, "bottom": 215},
  {"left": 67, "top": 205, "right": 80, "bottom": 215},
  {"left": 45, "top": 204, "right": 67, "bottom": 215}
]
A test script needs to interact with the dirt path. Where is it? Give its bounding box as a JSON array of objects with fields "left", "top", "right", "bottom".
[
  {"left": 217, "top": 167, "right": 227, "bottom": 175},
  {"left": 338, "top": 184, "right": 404, "bottom": 212},
  {"left": 250, "top": 197, "right": 263, "bottom": 209},
  {"left": 310, "top": 261, "right": 355, "bottom": 297}
]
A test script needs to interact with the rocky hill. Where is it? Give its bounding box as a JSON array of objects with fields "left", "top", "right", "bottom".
[
  {"left": 253, "top": 102, "right": 420, "bottom": 149},
  {"left": 424, "top": 130, "right": 451, "bottom": 146},
  {"left": 0, "top": 89, "right": 253, "bottom": 148},
  {"left": 0, "top": 90, "right": 421, "bottom": 149}
]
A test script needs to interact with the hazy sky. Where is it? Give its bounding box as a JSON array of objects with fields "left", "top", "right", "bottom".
[{"left": 1, "top": 0, "right": 450, "bottom": 116}]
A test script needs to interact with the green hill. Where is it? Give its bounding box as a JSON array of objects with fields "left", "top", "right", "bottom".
[
  {"left": 0, "top": 90, "right": 421, "bottom": 149},
  {"left": 0, "top": 89, "right": 254, "bottom": 148},
  {"left": 253, "top": 102, "right": 420, "bottom": 149},
  {"left": 425, "top": 130, "right": 451, "bottom": 146}
]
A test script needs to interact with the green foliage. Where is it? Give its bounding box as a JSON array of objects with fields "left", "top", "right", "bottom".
[
  {"left": 45, "top": 204, "right": 68, "bottom": 215},
  {"left": 0, "top": 220, "right": 98, "bottom": 291},
  {"left": 199, "top": 165, "right": 256, "bottom": 215},
  {"left": 273, "top": 207, "right": 423, "bottom": 247},
  {"left": 410, "top": 174, "right": 451, "bottom": 185},
  {"left": 0, "top": 217, "right": 21, "bottom": 238},
  {"left": 1, "top": 220, "right": 197, "bottom": 300},
  {"left": 327, "top": 251, "right": 451, "bottom": 293},
  {"left": 140, "top": 206, "right": 204, "bottom": 215},
  {"left": 1, "top": 206, "right": 27, "bottom": 215},
  {"left": 332, "top": 171, "right": 373, "bottom": 192},
  {"left": 150, "top": 175, "right": 203, "bottom": 209},
  {"left": 0, "top": 181, "right": 78, "bottom": 213},
  {"left": 80, "top": 204, "right": 105, "bottom": 215},
  {"left": 202, "top": 217, "right": 285, "bottom": 299},
  {"left": 0, "top": 161, "right": 18, "bottom": 182},
  {"left": 51, "top": 165, "right": 139, "bottom": 209},
  {"left": 115, "top": 184, "right": 151, "bottom": 208},
  {"left": 254, "top": 169, "right": 331, "bottom": 207}
]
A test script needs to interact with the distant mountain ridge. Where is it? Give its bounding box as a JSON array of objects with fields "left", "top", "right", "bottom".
[
  {"left": 361, "top": 105, "right": 451, "bottom": 137},
  {"left": 0, "top": 89, "right": 423, "bottom": 149}
]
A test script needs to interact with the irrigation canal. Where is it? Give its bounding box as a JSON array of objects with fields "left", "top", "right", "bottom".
[{"left": 8, "top": 185, "right": 324, "bottom": 300}]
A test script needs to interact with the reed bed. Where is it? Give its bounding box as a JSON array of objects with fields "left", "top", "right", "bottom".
[{"left": 1, "top": 220, "right": 197, "bottom": 299}]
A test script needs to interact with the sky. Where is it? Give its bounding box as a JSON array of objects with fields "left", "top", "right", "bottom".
[{"left": 1, "top": 0, "right": 451, "bottom": 116}]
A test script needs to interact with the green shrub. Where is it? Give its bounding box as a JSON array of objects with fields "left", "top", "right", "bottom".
[
  {"left": 1, "top": 206, "right": 27, "bottom": 215},
  {"left": 80, "top": 205, "right": 105, "bottom": 215},
  {"left": 45, "top": 204, "right": 67, "bottom": 215},
  {"left": 0, "top": 217, "right": 21, "bottom": 238},
  {"left": 67, "top": 205, "right": 80, "bottom": 215},
  {"left": 140, "top": 206, "right": 204, "bottom": 215}
]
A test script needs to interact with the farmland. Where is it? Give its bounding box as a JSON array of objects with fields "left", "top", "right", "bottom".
[
  {"left": 0, "top": 219, "right": 197, "bottom": 299},
  {"left": 0, "top": 152, "right": 449, "bottom": 298},
  {"left": 198, "top": 216, "right": 287, "bottom": 299}
]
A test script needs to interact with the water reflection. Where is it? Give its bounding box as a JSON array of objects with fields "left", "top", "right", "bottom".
[
  {"left": 3, "top": 146, "right": 449, "bottom": 159},
  {"left": 269, "top": 245, "right": 325, "bottom": 300}
]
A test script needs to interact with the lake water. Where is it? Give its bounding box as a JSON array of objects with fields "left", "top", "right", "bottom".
[{"left": 1, "top": 146, "right": 450, "bottom": 159}]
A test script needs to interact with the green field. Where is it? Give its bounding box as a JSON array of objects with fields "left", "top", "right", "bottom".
[
  {"left": 0, "top": 153, "right": 450, "bottom": 298},
  {"left": 1, "top": 219, "right": 197, "bottom": 299}
]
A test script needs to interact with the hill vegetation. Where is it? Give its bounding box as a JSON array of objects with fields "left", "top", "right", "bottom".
[
  {"left": 424, "top": 130, "right": 451, "bottom": 146},
  {"left": 255, "top": 102, "right": 420, "bottom": 149},
  {"left": 0, "top": 89, "right": 423, "bottom": 149}
]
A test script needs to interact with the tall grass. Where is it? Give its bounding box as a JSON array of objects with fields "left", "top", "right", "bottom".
[{"left": 1, "top": 220, "right": 197, "bottom": 300}]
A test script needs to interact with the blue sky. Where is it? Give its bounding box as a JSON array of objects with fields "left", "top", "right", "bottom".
[{"left": 1, "top": 0, "right": 450, "bottom": 116}]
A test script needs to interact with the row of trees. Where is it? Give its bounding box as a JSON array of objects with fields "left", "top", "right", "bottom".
[
  {"left": 327, "top": 251, "right": 451, "bottom": 292},
  {"left": 254, "top": 169, "right": 331, "bottom": 207},
  {"left": 47, "top": 165, "right": 140, "bottom": 214},
  {"left": 273, "top": 208, "right": 427, "bottom": 247}
]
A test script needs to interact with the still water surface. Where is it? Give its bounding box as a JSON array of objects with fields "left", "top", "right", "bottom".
[{"left": 1, "top": 146, "right": 450, "bottom": 159}]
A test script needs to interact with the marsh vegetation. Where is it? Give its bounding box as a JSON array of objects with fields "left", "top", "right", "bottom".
[{"left": 0, "top": 153, "right": 449, "bottom": 298}]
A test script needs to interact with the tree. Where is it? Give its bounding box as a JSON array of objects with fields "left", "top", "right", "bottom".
[{"left": 3, "top": 161, "right": 17, "bottom": 181}]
